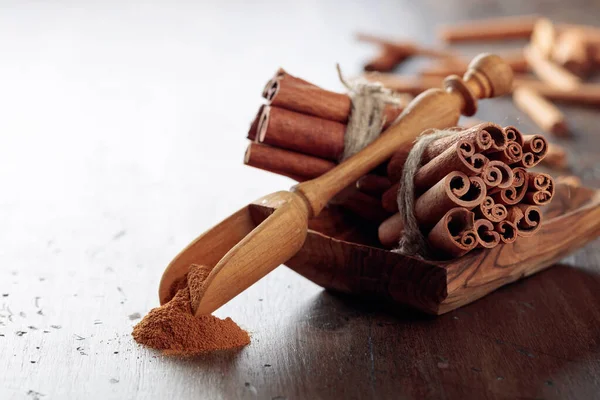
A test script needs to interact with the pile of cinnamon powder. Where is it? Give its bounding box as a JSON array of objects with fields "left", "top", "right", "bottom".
[{"left": 132, "top": 264, "right": 250, "bottom": 355}]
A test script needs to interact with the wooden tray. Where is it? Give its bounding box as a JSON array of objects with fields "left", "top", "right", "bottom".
[{"left": 270, "top": 183, "right": 600, "bottom": 315}]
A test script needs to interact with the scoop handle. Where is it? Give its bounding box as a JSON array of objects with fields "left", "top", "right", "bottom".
[{"left": 292, "top": 53, "right": 513, "bottom": 218}]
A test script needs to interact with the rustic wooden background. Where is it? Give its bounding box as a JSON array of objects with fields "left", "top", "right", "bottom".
[{"left": 1, "top": 1, "right": 600, "bottom": 399}]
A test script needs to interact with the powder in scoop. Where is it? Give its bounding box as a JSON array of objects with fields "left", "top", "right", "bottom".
[{"left": 132, "top": 264, "right": 250, "bottom": 355}]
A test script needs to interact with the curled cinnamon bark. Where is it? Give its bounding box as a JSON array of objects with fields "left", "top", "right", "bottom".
[
  {"left": 414, "top": 172, "right": 486, "bottom": 228},
  {"left": 364, "top": 47, "right": 407, "bottom": 72},
  {"left": 356, "top": 175, "right": 392, "bottom": 197},
  {"left": 386, "top": 147, "right": 411, "bottom": 182},
  {"left": 524, "top": 174, "right": 555, "bottom": 206},
  {"left": 488, "top": 142, "right": 523, "bottom": 165},
  {"left": 513, "top": 87, "right": 568, "bottom": 136},
  {"left": 428, "top": 208, "right": 477, "bottom": 258},
  {"left": 378, "top": 212, "right": 404, "bottom": 248},
  {"left": 519, "top": 135, "right": 548, "bottom": 168},
  {"left": 247, "top": 105, "right": 266, "bottom": 141},
  {"left": 552, "top": 30, "right": 592, "bottom": 77},
  {"left": 507, "top": 204, "right": 543, "bottom": 237},
  {"left": 474, "top": 219, "right": 501, "bottom": 249},
  {"left": 491, "top": 167, "right": 529, "bottom": 205},
  {"left": 480, "top": 160, "right": 514, "bottom": 189},
  {"left": 264, "top": 71, "right": 404, "bottom": 126},
  {"left": 438, "top": 15, "right": 540, "bottom": 42},
  {"left": 257, "top": 106, "right": 346, "bottom": 160},
  {"left": 476, "top": 196, "right": 508, "bottom": 223},
  {"left": 524, "top": 45, "right": 582, "bottom": 91},
  {"left": 494, "top": 220, "right": 518, "bottom": 244},
  {"left": 244, "top": 142, "right": 335, "bottom": 181},
  {"left": 414, "top": 139, "right": 488, "bottom": 194},
  {"left": 503, "top": 126, "right": 524, "bottom": 146}
]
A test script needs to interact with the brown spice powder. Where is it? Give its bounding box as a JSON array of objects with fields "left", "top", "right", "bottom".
[{"left": 132, "top": 264, "right": 250, "bottom": 355}]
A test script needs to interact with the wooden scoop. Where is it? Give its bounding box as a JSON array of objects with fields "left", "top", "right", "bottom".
[{"left": 158, "top": 53, "right": 514, "bottom": 315}]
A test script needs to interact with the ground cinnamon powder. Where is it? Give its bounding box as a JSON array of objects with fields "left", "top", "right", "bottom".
[{"left": 132, "top": 264, "right": 250, "bottom": 355}]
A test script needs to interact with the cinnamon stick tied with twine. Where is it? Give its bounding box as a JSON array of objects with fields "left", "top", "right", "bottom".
[
  {"left": 262, "top": 68, "right": 406, "bottom": 127},
  {"left": 379, "top": 124, "right": 554, "bottom": 257}
]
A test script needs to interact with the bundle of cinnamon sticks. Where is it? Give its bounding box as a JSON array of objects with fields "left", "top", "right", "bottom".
[
  {"left": 244, "top": 69, "right": 555, "bottom": 260},
  {"left": 376, "top": 123, "right": 553, "bottom": 258}
]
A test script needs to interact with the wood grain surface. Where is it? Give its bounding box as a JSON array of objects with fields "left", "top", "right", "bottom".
[{"left": 1, "top": 1, "right": 600, "bottom": 399}]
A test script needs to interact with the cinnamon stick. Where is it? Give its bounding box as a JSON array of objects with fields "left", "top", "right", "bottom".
[
  {"left": 414, "top": 172, "right": 486, "bottom": 229},
  {"left": 480, "top": 160, "right": 514, "bottom": 189},
  {"left": 530, "top": 18, "right": 556, "bottom": 58},
  {"left": 413, "top": 139, "right": 488, "bottom": 194},
  {"left": 474, "top": 219, "right": 501, "bottom": 249},
  {"left": 552, "top": 30, "right": 592, "bottom": 76},
  {"left": 494, "top": 220, "right": 518, "bottom": 244},
  {"left": 503, "top": 125, "right": 524, "bottom": 146},
  {"left": 519, "top": 135, "right": 549, "bottom": 168},
  {"left": 488, "top": 141, "right": 523, "bottom": 165},
  {"left": 378, "top": 212, "right": 404, "bottom": 247},
  {"left": 247, "top": 104, "right": 265, "bottom": 141},
  {"left": 507, "top": 204, "right": 543, "bottom": 237},
  {"left": 476, "top": 196, "right": 508, "bottom": 223},
  {"left": 491, "top": 167, "right": 529, "bottom": 205},
  {"left": 438, "top": 15, "right": 540, "bottom": 42},
  {"left": 329, "top": 186, "right": 391, "bottom": 224},
  {"left": 264, "top": 72, "right": 404, "bottom": 125},
  {"left": 364, "top": 47, "right": 406, "bottom": 72},
  {"left": 357, "top": 33, "right": 455, "bottom": 59},
  {"left": 244, "top": 142, "right": 335, "bottom": 181},
  {"left": 524, "top": 45, "right": 582, "bottom": 91},
  {"left": 513, "top": 87, "right": 568, "bottom": 136},
  {"left": 515, "top": 78, "right": 600, "bottom": 106},
  {"left": 427, "top": 208, "right": 477, "bottom": 258},
  {"left": 524, "top": 173, "right": 555, "bottom": 206},
  {"left": 356, "top": 175, "right": 392, "bottom": 197},
  {"left": 385, "top": 122, "right": 507, "bottom": 182},
  {"left": 257, "top": 106, "right": 346, "bottom": 160}
]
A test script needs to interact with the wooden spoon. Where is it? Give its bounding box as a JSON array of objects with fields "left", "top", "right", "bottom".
[{"left": 158, "top": 53, "right": 514, "bottom": 316}]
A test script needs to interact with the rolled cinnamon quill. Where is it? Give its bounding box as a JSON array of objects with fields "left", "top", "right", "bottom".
[
  {"left": 427, "top": 208, "right": 477, "bottom": 258},
  {"left": 244, "top": 142, "right": 335, "bottom": 182},
  {"left": 494, "top": 220, "right": 518, "bottom": 244},
  {"left": 513, "top": 87, "right": 568, "bottom": 136},
  {"left": 552, "top": 30, "right": 592, "bottom": 77},
  {"left": 503, "top": 125, "right": 524, "bottom": 146},
  {"left": 357, "top": 33, "right": 455, "bottom": 72},
  {"left": 476, "top": 196, "right": 508, "bottom": 223},
  {"left": 515, "top": 78, "right": 600, "bottom": 106},
  {"left": 488, "top": 141, "right": 523, "bottom": 165},
  {"left": 257, "top": 106, "right": 346, "bottom": 160},
  {"left": 414, "top": 139, "right": 489, "bottom": 194},
  {"left": 524, "top": 173, "right": 555, "bottom": 205},
  {"left": 356, "top": 175, "right": 392, "bottom": 197},
  {"left": 264, "top": 70, "right": 404, "bottom": 126},
  {"left": 480, "top": 160, "right": 514, "bottom": 189},
  {"left": 474, "top": 219, "right": 501, "bottom": 249},
  {"left": 524, "top": 45, "right": 582, "bottom": 91},
  {"left": 491, "top": 167, "right": 529, "bottom": 205},
  {"left": 530, "top": 18, "right": 556, "bottom": 58},
  {"left": 506, "top": 204, "right": 543, "bottom": 237},
  {"left": 414, "top": 172, "right": 486, "bottom": 229},
  {"left": 438, "top": 15, "right": 540, "bottom": 42},
  {"left": 519, "top": 135, "right": 549, "bottom": 168}
]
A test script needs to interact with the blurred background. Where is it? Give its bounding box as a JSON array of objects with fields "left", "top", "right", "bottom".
[{"left": 1, "top": 1, "right": 600, "bottom": 399}]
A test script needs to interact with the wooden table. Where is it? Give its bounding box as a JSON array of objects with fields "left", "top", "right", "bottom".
[{"left": 1, "top": 1, "right": 599, "bottom": 399}]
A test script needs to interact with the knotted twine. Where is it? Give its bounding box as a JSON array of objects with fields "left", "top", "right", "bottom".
[
  {"left": 393, "top": 128, "right": 458, "bottom": 259},
  {"left": 336, "top": 65, "right": 458, "bottom": 259},
  {"left": 336, "top": 65, "right": 404, "bottom": 161}
]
